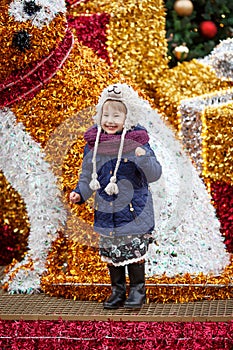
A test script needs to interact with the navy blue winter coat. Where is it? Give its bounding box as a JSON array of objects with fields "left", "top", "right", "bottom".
[{"left": 74, "top": 125, "right": 162, "bottom": 237}]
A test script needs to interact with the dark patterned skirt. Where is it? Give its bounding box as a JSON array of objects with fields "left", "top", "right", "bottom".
[{"left": 99, "top": 232, "right": 153, "bottom": 266}]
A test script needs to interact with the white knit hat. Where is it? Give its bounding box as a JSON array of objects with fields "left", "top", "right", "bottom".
[{"left": 89, "top": 83, "right": 150, "bottom": 195}]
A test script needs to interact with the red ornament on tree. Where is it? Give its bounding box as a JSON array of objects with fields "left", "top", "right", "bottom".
[{"left": 199, "top": 21, "right": 218, "bottom": 39}]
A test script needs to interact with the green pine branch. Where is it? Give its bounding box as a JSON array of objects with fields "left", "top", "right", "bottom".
[{"left": 165, "top": 0, "right": 233, "bottom": 67}]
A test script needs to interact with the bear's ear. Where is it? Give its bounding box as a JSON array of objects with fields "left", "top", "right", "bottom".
[{"left": 8, "top": 0, "right": 66, "bottom": 28}]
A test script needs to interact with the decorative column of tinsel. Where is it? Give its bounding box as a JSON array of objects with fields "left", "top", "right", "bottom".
[
  {"left": 0, "top": 109, "right": 66, "bottom": 293},
  {"left": 137, "top": 107, "right": 230, "bottom": 277},
  {"left": 201, "top": 101, "right": 233, "bottom": 252},
  {"left": 178, "top": 88, "right": 233, "bottom": 174},
  {"left": 202, "top": 102, "right": 233, "bottom": 185}
]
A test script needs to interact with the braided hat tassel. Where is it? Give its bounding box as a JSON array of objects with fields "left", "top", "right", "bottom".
[
  {"left": 89, "top": 125, "right": 101, "bottom": 191},
  {"left": 104, "top": 127, "right": 127, "bottom": 195}
]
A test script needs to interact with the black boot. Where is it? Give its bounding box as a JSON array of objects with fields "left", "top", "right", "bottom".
[
  {"left": 103, "top": 265, "right": 126, "bottom": 309},
  {"left": 124, "top": 262, "right": 146, "bottom": 309}
]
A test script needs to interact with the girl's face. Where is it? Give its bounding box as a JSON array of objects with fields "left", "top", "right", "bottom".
[{"left": 101, "top": 101, "right": 126, "bottom": 134}]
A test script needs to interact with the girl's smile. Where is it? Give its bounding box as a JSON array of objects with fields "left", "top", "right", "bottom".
[{"left": 102, "top": 124, "right": 121, "bottom": 133}]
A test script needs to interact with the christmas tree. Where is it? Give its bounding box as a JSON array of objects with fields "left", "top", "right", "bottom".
[{"left": 165, "top": 0, "right": 233, "bottom": 67}]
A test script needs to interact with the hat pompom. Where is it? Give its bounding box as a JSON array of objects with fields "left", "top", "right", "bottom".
[
  {"left": 104, "top": 176, "right": 119, "bottom": 195},
  {"left": 89, "top": 173, "right": 100, "bottom": 191}
]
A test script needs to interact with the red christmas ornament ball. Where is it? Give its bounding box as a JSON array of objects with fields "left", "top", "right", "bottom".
[{"left": 199, "top": 21, "right": 218, "bottom": 39}]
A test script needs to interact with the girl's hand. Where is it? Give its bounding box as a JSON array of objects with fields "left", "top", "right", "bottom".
[
  {"left": 135, "top": 147, "right": 146, "bottom": 157},
  {"left": 69, "top": 191, "right": 81, "bottom": 203}
]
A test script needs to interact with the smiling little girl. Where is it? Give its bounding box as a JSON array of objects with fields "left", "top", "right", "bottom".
[{"left": 70, "top": 83, "right": 162, "bottom": 309}]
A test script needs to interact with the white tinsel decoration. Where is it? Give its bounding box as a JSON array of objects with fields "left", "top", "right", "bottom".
[
  {"left": 9, "top": 0, "right": 66, "bottom": 28},
  {"left": 139, "top": 108, "right": 230, "bottom": 277},
  {"left": 0, "top": 109, "right": 67, "bottom": 293},
  {"left": 199, "top": 38, "right": 233, "bottom": 81}
]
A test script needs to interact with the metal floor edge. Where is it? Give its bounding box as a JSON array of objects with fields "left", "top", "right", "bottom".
[{"left": 1, "top": 279, "right": 233, "bottom": 321}]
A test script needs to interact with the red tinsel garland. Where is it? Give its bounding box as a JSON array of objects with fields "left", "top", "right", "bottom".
[
  {"left": 0, "top": 320, "right": 232, "bottom": 349},
  {"left": 211, "top": 181, "right": 233, "bottom": 253},
  {"left": 67, "top": 13, "right": 111, "bottom": 64}
]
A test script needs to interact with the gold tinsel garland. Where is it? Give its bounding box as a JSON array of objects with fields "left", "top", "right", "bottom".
[{"left": 202, "top": 102, "right": 233, "bottom": 185}]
